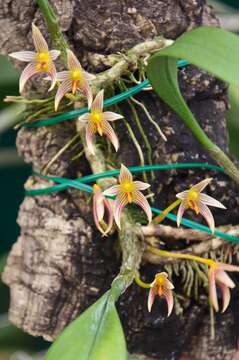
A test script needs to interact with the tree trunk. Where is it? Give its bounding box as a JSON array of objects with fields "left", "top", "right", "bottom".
[{"left": 1, "top": 0, "right": 239, "bottom": 359}]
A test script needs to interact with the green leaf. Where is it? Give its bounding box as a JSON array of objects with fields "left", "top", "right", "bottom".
[
  {"left": 226, "top": 84, "right": 239, "bottom": 160},
  {"left": 147, "top": 26, "right": 239, "bottom": 150},
  {"left": 45, "top": 292, "right": 127, "bottom": 360}
]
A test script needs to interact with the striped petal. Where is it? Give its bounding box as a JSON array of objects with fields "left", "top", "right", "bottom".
[
  {"left": 208, "top": 268, "right": 219, "bottom": 312},
  {"left": 93, "top": 191, "right": 105, "bottom": 223},
  {"left": 119, "top": 164, "right": 133, "bottom": 183},
  {"left": 147, "top": 287, "right": 156, "bottom": 312},
  {"left": 32, "top": 23, "right": 48, "bottom": 53},
  {"left": 54, "top": 79, "right": 72, "bottom": 110},
  {"left": 165, "top": 279, "right": 175, "bottom": 290},
  {"left": 199, "top": 202, "right": 215, "bottom": 233},
  {"left": 176, "top": 190, "right": 189, "bottom": 200},
  {"left": 78, "top": 112, "right": 90, "bottom": 124},
  {"left": 133, "top": 190, "right": 152, "bottom": 223},
  {"left": 164, "top": 288, "right": 174, "bottom": 317},
  {"left": 103, "top": 111, "right": 124, "bottom": 122},
  {"left": 48, "top": 62, "right": 57, "bottom": 92},
  {"left": 67, "top": 49, "right": 82, "bottom": 70},
  {"left": 49, "top": 50, "right": 61, "bottom": 61},
  {"left": 103, "top": 185, "right": 120, "bottom": 197},
  {"left": 9, "top": 51, "right": 36, "bottom": 62},
  {"left": 192, "top": 178, "right": 212, "bottom": 193},
  {"left": 56, "top": 71, "right": 71, "bottom": 81},
  {"left": 217, "top": 281, "right": 231, "bottom": 313},
  {"left": 80, "top": 80, "right": 93, "bottom": 109},
  {"left": 220, "top": 263, "right": 239, "bottom": 273},
  {"left": 114, "top": 192, "right": 128, "bottom": 228},
  {"left": 199, "top": 193, "right": 226, "bottom": 209},
  {"left": 92, "top": 89, "right": 104, "bottom": 112},
  {"left": 215, "top": 270, "right": 235, "bottom": 289},
  {"left": 134, "top": 181, "right": 151, "bottom": 191},
  {"left": 103, "top": 198, "right": 114, "bottom": 236},
  {"left": 102, "top": 120, "right": 119, "bottom": 152},
  {"left": 176, "top": 201, "right": 187, "bottom": 227},
  {"left": 85, "top": 123, "right": 96, "bottom": 155},
  {"left": 19, "top": 62, "right": 38, "bottom": 93},
  {"left": 83, "top": 71, "right": 96, "bottom": 81}
]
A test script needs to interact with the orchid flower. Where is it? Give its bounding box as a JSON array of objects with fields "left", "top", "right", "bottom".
[
  {"left": 208, "top": 261, "right": 239, "bottom": 313},
  {"left": 93, "top": 184, "right": 113, "bottom": 236},
  {"left": 176, "top": 178, "right": 226, "bottom": 233},
  {"left": 78, "top": 89, "right": 123, "bottom": 155},
  {"left": 9, "top": 23, "right": 60, "bottom": 93},
  {"left": 55, "top": 49, "right": 95, "bottom": 110},
  {"left": 103, "top": 164, "right": 152, "bottom": 228},
  {"left": 148, "top": 272, "right": 174, "bottom": 316}
]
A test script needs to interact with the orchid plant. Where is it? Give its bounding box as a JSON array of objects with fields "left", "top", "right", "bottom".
[{"left": 7, "top": 13, "right": 239, "bottom": 359}]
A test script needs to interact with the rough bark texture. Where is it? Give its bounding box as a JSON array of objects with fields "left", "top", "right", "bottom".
[{"left": 1, "top": 0, "right": 239, "bottom": 359}]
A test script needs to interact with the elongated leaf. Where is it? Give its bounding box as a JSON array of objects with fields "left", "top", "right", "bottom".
[
  {"left": 226, "top": 84, "right": 239, "bottom": 160},
  {"left": 45, "top": 292, "right": 127, "bottom": 360},
  {"left": 147, "top": 27, "right": 239, "bottom": 151}
]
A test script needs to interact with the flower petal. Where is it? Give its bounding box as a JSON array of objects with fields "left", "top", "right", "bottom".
[
  {"left": 78, "top": 112, "right": 90, "bottom": 124},
  {"left": 216, "top": 270, "right": 235, "bottom": 289},
  {"left": 208, "top": 268, "right": 219, "bottom": 312},
  {"left": 220, "top": 263, "right": 239, "bottom": 273},
  {"left": 101, "top": 120, "right": 119, "bottom": 152},
  {"left": 83, "top": 71, "right": 96, "bottom": 81},
  {"left": 199, "top": 193, "right": 226, "bottom": 209},
  {"left": 147, "top": 287, "right": 156, "bottom": 312},
  {"left": 49, "top": 50, "right": 61, "bottom": 61},
  {"left": 133, "top": 190, "right": 152, "bottom": 224},
  {"left": 134, "top": 181, "right": 151, "bottom": 191},
  {"left": 119, "top": 164, "right": 133, "bottom": 183},
  {"left": 199, "top": 202, "right": 215, "bottom": 233},
  {"left": 114, "top": 192, "right": 128, "bottom": 228},
  {"left": 92, "top": 89, "right": 104, "bottom": 112},
  {"left": 85, "top": 123, "right": 96, "bottom": 155},
  {"left": 165, "top": 278, "right": 175, "bottom": 290},
  {"left": 217, "top": 281, "right": 231, "bottom": 313},
  {"left": 48, "top": 62, "right": 57, "bottom": 92},
  {"left": 176, "top": 190, "right": 189, "bottom": 200},
  {"left": 94, "top": 192, "right": 105, "bottom": 222},
  {"left": 103, "top": 198, "right": 114, "bottom": 236},
  {"left": 56, "top": 71, "right": 71, "bottom": 81},
  {"left": 103, "top": 111, "right": 124, "bottom": 122},
  {"left": 67, "top": 49, "right": 82, "bottom": 70},
  {"left": 54, "top": 79, "right": 72, "bottom": 110},
  {"left": 80, "top": 80, "right": 93, "bottom": 109},
  {"left": 32, "top": 23, "right": 48, "bottom": 53},
  {"left": 164, "top": 289, "right": 174, "bottom": 317},
  {"left": 19, "top": 62, "right": 38, "bottom": 93},
  {"left": 192, "top": 178, "right": 212, "bottom": 193},
  {"left": 9, "top": 51, "right": 36, "bottom": 62},
  {"left": 176, "top": 201, "right": 186, "bottom": 227},
  {"left": 103, "top": 185, "right": 120, "bottom": 197}
]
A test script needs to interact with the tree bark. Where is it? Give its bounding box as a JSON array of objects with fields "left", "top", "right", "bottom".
[{"left": 1, "top": 0, "right": 239, "bottom": 359}]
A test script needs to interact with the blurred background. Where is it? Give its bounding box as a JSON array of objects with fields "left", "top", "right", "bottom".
[{"left": 0, "top": 0, "right": 239, "bottom": 359}]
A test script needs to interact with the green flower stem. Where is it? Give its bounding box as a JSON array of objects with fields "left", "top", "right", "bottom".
[{"left": 36, "top": 0, "right": 69, "bottom": 64}]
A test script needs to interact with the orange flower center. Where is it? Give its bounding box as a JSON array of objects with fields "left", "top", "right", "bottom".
[
  {"left": 70, "top": 69, "right": 83, "bottom": 94},
  {"left": 90, "top": 110, "right": 103, "bottom": 135},
  {"left": 120, "top": 180, "right": 135, "bottom": 203},
  {"left": 93, "top": 184, "right": 101, "bottom": 193},
  {"left": 186, "top": 188, "right": 200, "bottom": 214},
  {"left": 154, "top": 273, "right": 167, "bottom": 296},
  {"left": 35, "top": 52, "right": 50, "bottom": 72}
]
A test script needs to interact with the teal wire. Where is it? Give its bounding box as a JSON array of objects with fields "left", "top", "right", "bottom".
[
  {"left": 151, "top": 208, "right": 239, "bottom": 244},
  {"left": 24, "top": 59, "right": 189, "bottom": 128},
  {"left": 24, "top": 166, "right": 239, "bottom": 244},
  {"left": 26, "top": 162, "right": 224, "bottom": 196}
]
